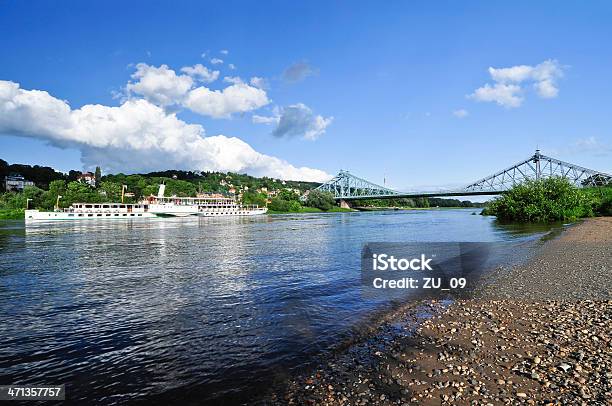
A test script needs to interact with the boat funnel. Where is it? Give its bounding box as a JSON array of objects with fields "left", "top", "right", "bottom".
[{"left": 157, "top": 184, "right": 166, "bottom": 198}]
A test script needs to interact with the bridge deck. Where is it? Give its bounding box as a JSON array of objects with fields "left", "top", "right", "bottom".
[{"left": 336, "top": 190, "right": 502, "bottom": 200}]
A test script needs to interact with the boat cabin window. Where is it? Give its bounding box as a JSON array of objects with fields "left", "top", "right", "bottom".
[{"left": 85, "top": 204, "right": 93, "bottom": 208}]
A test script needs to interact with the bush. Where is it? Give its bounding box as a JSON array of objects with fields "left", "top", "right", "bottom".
[
  {"left": 268, "top": 198, "right": 301, "bottom": 212},
  {"left": 482, "top": 177, "right": 597, "bottom": 223},
  {"left": 305, "top": 190, "right": 336, "bottom": 211},
  {"left": 585, "top": 186, "right": 612, "bottom": 216}
]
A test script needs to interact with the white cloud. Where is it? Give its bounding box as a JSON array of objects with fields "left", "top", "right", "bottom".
[
  {"left": 254, "top": 103, "right": 332, "bottom": 140},
  {"left": 252, "top": 114, "right": 279, "bottom": 125},
  {"left": 452, "top": 109, "right": 469, "bottom": 118},
  {"left": 0, "top": 80, "right": 329, "bottom": 181},
  {"left": 210, "top": 58, "right": 223, "bottom": 65},
  {"left": 126, "top": 63, "right": 193, "bottom": 107},
  {"left": 469, "top": 83, "right": 523, "bottom": 108},
  {"left": 220, "top": 49, "right": 229, "bottom": 55},
  {"left": 180, "top": 64, "right": 220, "bottom": 84},
  {"left": 488, "top": 65, "right": 535, "bottom": 83},
  {"left": 125, "top": 63, "right": 269, "bottom": 118},
  {"left": 228, "top": 63, "right": 236, "bottom": 70},
  {"left": 534, "top": 79, "right": 558, "bottom": 98},
  {"left": 223, "top": 76, "right": 243, "bottom": 84},
  {"left": 184, "top": 82, "right": 269, "bottom": 118},
  {"left": 470, "top": 59, "right": 563, "bottom": 108}
]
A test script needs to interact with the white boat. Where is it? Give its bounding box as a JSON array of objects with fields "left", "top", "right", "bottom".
[
  {"left": 25, "top": 202, "right": 157, "bottom": 223},
  {"left": 24, "top": 184, "right": 267, "bottom": 223},
  {"left": 144, "top": 184, "right": 267, "bottom": 217}
]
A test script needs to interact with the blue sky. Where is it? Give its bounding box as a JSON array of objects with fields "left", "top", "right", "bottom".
[{"left": 1, "top": 0, "right": 611, "bottom": 189}]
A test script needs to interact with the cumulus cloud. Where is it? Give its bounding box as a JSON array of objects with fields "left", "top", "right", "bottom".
[
  {"left": 469, "top": 83, "right": 523, "bottom": 108},
  {"left": 0, "top": 80, "right": 330, "bottom": 181},
  {"left": 282, "top": 62, "right": 318, "bottom": 82},
  {"left": 452, "top": 109, "right": 469, "bottom": 118},
  {"left": 469, "top": 59, "right": 564, "bottom": 108},
  {"left": 185, "top": 82, "right": 269, "bottom": 118},
  {"left": 254, "top": 103, "right": 333, "bottom": 140},
  {"left": 210, "top": 58, "right": 223, "bottom": 65},
  {"left": 220, "top": 49, "right": 229, "bottom": 55},
  {"left": 228, "top": 63, "right": 236, "bottom": 70},
  {"left": 126, "top": 63, "right": 193, "bottom": 107},
  {"left": 180, "top": 64, "right": 220, "bottom": 84},
  {"left": 125, "top": 63, "right": 269, "bottom": 118},
  {"left": 223, "top": 76, "right": 243, "bottom": 84}
]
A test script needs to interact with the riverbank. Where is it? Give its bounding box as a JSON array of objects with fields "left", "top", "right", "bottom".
[
  {"left": 267, "top": 207, "right": 353, "bottom": 214},
  {"left": 271, "top": 217, "right": 611, "bottom": 405},
  {"left": 0, "top": 208, "right": 24, "bottom": 219}
]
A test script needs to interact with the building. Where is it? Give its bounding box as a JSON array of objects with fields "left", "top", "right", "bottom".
[
  {"left": 77, "top": 172, "right": 96, "bottom": 187},
  {"left": 4, "top": 173, "right": 34, "bottom": 192}
]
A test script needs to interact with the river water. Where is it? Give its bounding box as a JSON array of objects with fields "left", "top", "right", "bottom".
[{"left": 0, "top": 210, "right": 554, "bottom": 404}]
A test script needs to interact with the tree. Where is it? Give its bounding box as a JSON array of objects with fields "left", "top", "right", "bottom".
[
  {"left": 278, "top": 189, "right": 300, "bottom": 201},
  {"left": 98, "top": 181, "right": 123, "bottom": 201},
  {"left": 242, "top": 192, "right": 267, "bottom": 207},
  {"left": 63, "top": 181, "right": 100, "bottom": 206},
  {"left": 305, "top": 190, "right": 336, "bottom": 211},
  {"left": 40, "top": 180, "right": 67, "bottom": 209},
  {"left": 94, "top": 166, "right": 102, "bottom": 187},
  {"left": 482, "top": 177, "right": 595, "bottom": 222}
]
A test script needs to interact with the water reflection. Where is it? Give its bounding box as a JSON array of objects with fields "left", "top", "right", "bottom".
[{"left": 0, "top": 210, "right": 555, "bottom": 404}]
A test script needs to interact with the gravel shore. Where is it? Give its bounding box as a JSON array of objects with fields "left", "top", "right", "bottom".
[{"left": 270, "top": 217, "right": 611, "bottom": 405}]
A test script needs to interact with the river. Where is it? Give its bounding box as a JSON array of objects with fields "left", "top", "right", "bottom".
[{"left": 0, "top": 209, "right": 555, "bottom": 404}]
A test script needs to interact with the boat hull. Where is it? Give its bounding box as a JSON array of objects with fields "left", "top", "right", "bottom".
[{"left": 196, "top": 208, "right": 268, "bottom": 217}]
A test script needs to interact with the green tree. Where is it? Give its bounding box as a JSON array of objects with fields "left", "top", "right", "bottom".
[
  {"left": 63, "top": 181, "right": 100, "bottom": 206},
  {"left": 482, "top": 177, "right": 596, "bottom": 222},
  {"left": 242, "top": 192, "right": 267, "bottom": 207},
  {"left": 94, "top": 166, "right": 102, "bottom": 187},
  {"left": 278, "top": 189, "right": 300, "bottom": 201},
  {"left": 268, "top": 197, "right": 290, "bottom": 212},
  {"left": 99, "top": 181, "right": 123, "bottom": 202},
  {"left": 40, "top": 180, "right": 67, "bottom": 209},
  {"left": 305, "top": 190, "right": 336, "bottom": 211}
]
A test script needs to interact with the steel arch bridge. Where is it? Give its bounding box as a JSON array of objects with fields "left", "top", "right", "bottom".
[{"left": 311, "top": 150, "right": 612, "bottom": 201}]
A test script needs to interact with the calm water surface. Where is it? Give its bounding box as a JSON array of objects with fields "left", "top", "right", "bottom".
[{"left": 0, "top": 210, "right": 554, "bottom": 404}]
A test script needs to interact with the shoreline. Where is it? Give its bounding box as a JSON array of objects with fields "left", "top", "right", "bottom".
[{"left": 269, "top": 217, "right": 611, "bottom": 405}]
